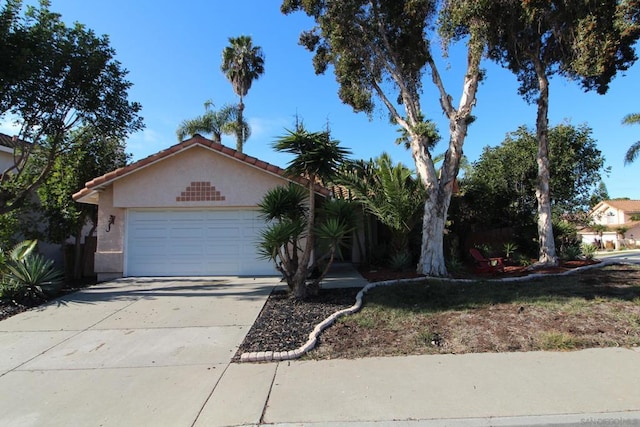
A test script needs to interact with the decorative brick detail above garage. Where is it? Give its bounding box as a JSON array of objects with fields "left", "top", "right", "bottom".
[{"left": 176, "top": 181, "right": 225, "bottom": 202}]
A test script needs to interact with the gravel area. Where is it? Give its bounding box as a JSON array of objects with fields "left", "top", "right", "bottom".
[{"left": 233, "top": 287, "right": 361, "bottom": 361}]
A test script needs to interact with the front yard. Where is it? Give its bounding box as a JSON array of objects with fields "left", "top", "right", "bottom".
[{"left": 237, "top": 263, "right": 640, "bottom": 359}]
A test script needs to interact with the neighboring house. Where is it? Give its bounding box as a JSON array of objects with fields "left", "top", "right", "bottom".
[
  {"left": 0, "top": 133, "right": 16, "bottom": 172},
  {"left": 579, "top": 200, "right": 640, "bottom": 249},
  {"left": 73, "top": 134, "right": 329, "bottom": 281}
]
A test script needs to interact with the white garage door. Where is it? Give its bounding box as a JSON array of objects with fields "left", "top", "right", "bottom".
[{"left": 126, "top": 209, "right": 276, "bottom": 276}]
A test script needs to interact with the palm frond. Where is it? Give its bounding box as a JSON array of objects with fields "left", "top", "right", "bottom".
[
  {"left": 625, "top": 141, "right": 640, "bottom": 165},
  {"left": 258, "top": 184, "right": 308, "bottom": 222}
]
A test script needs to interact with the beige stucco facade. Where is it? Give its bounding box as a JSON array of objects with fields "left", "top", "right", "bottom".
[
  {"left": 580, "top": 200, "right": 640, "bottom": 250},
  {"left": 91, "top": 145, "right": 293, "bottom": 280},
  {"left": 113, "top": 146, "right": 286, "bottom": 208}
]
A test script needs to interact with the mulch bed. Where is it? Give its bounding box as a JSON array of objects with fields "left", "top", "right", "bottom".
[
  {"left": 0, "top": 278, "right": 97, "bottom": 322},
  {"left": 233, "top": 287, "right": 361, "bottom": 361}
]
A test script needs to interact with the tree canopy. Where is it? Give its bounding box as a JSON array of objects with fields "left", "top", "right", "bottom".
[
  {"left": 0, "top": 0, "right": 143, "bottom": 214},
  {"left": 37, "top": 126, "right": 128, "bottom": 277},
  {"left": 454, "top": 0, "right": 640, "bottom": 265},
  {"left": 461, "top": 123, "right": 609, "bottom": 230}
]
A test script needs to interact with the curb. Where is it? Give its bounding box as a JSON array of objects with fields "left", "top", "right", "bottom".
[{"left": 239, "top": 259, "right": 627, "bottom": 363}]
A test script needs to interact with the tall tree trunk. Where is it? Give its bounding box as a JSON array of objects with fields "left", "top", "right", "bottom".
[
  {"left": 417, "top": 189, "right": 448, "bottom": 276},
  {"left": 236, "top": 98, "right": 244, "bottom": 152},
  {"left": 534, "top": 60, "right": 558, "bottom": 266},
  {"left": 415, "top": 54, "right": 480, "bottom": 276}
]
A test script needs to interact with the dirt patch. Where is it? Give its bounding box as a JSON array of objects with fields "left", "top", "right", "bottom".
[
  {"left": 314, "top": 264, "right": 640, "bottom": 359},
  {"left": 236, "top": 261, "right": 640, "bottom": 360}
]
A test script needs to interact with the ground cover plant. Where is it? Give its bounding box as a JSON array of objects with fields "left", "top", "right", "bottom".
[{"left": 236, "top": 263, "right": 640, "bottom": 360}]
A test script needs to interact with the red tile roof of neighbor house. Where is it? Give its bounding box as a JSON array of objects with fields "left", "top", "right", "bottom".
[
  {"left": 602, "top": 199, "right": 640, "bottom": 213},
  {"left": 0, "top": 133, "right": 15, "bottom": 148},
  {"left": 72, "top": 134, "right": 330, "bottom": 202}
]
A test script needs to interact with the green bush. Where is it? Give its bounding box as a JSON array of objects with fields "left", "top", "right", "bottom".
[
  {"left": 389, "top": 251, "right": 412, "bottom": 271},
  {"left": 446, "top": 256, "right": 465, "bottom": 273},
  {"left": 517, "top": 253, "right": 533, "bottom": 266},
  {"left": 581, "top": 243, "right": 597, "bottom": 260},
  {"left": 560, "top": 245, "right": 582, "bottom": 261}
]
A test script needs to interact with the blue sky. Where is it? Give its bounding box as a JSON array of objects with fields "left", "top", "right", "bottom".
[{"left": 4, "top": 0, "right": 640, "bottom": 199}]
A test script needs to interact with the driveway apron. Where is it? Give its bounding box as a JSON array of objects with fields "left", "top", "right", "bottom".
[{"left": 0, "top": 276, "right": 277, "bottom": 427}]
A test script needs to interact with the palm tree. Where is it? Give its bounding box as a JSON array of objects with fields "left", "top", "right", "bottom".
[
  {"left": 221, "top": 35, "right": 265, "bottom": 152},
  {"left": 176, "top": 102, "right": 248, "bottom": 144},
  {"left": 335, "top": 153, "right": 425, "bottom": 265},
  {"left": 623, "top": 113, "right": 640, "bottom": 165},
  {"left": 259, "top": 123, "right": 351, "bottom": 299}
]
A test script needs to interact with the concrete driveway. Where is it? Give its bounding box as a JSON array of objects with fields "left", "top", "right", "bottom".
[{"left": 0, "top": 276, "right": 278, "bottom": 427}]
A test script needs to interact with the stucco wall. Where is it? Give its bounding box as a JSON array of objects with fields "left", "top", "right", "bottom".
[
  {"left": 94, "top": 186, "right": 125, "bottom": 280},
  {"left": 592, "top": 205, "right": 625, "bottom": 226},
  {"left": 112, "top": 146, "right": 289, "bottom": 208},
  {"left": 0, "top": 148, "right": 14, "bottom": 172}
]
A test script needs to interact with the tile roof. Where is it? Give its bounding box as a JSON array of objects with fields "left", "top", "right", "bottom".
[
  {"left": 0, "top": 132, "right": 19, "bottom": 148},
  {"left": 73, "top": 134, "right": 330, "bottom": 203},
  {"left": 602, "top": 199, "right": 640, "bottom": 213}
]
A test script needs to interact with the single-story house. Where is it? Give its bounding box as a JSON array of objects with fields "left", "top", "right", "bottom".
[
  {"left": 578, "top": 199, "right": 640, "bottom": 249},
  {"left": 73, "top": 135, "right": 329, "bottom": 281}
]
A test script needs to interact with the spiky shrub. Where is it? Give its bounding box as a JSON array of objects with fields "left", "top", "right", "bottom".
[
  {"left": 389, "top": 251, "right": 412, "bottom": 271},
  {"left": 4, "top": 253, "right": 64, "bottom": 300},
  {"left": 581, "top": 243, "right": 597, "bottom": 261},
  {"left": 560, "top": 245, "right": 581, "bottom": 261},
  {"left": 257, "top": 184, "right": 353, "bottom": 296},
  {"left": 503, "top": 242, "right": 519, "bottom": 259}
]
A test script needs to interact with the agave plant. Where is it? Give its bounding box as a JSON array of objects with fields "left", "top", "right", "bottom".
[
  {"left": 0, "top": 239, "right": 38, "bottom": 270},
  {"left": 4, "top": 253, "right": 64, "bottom": 299}
]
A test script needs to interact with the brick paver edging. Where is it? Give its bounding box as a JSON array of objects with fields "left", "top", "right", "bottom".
[{"left": 239, "top": 259, "right": 621, "bottom": 363}]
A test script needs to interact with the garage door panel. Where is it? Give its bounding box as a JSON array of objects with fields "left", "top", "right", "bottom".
[
  {"left": 126, "top": 210, "right": 275, "bottom": 276},
  {"left": 169, "top": 227, "right": 205, "bottom": 238}
]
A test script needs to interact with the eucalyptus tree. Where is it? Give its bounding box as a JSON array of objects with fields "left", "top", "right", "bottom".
[
  {"left": 455, "top": 0, "right": 640, "bottom": 266},
  {"left": 0, "top": 0, "right": 142, "bottom": 215},
  {"left": 220, "top": 35, "right": 265, "bottom": 152},
  {"left": 176, "top": 102, "right": 248, "bottom": 144},
  {"left": 258, "top": 124, "right": 351, "bottom": 299},
  {"left": 623, "top": 113, "right": 640, "bottom": 165},
  {"left": 281, "top": 0, "right": 491, "bottom": 277}
]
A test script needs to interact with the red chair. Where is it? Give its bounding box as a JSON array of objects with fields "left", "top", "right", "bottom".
[{"left": 469, "top": 248, "right": 504, "bottom": 273}]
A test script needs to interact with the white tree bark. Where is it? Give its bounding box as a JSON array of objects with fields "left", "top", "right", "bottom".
[
  {"left": 534, "top": 60, "right": 558, "bottom": 266},
  {"left": 412, "top": 55, "right": 480, "bottom": 277}
]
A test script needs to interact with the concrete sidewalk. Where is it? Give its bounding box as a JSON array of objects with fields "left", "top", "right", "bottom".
[{"left": 204, "top": 348, "right": 640, "bottom": 426}]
